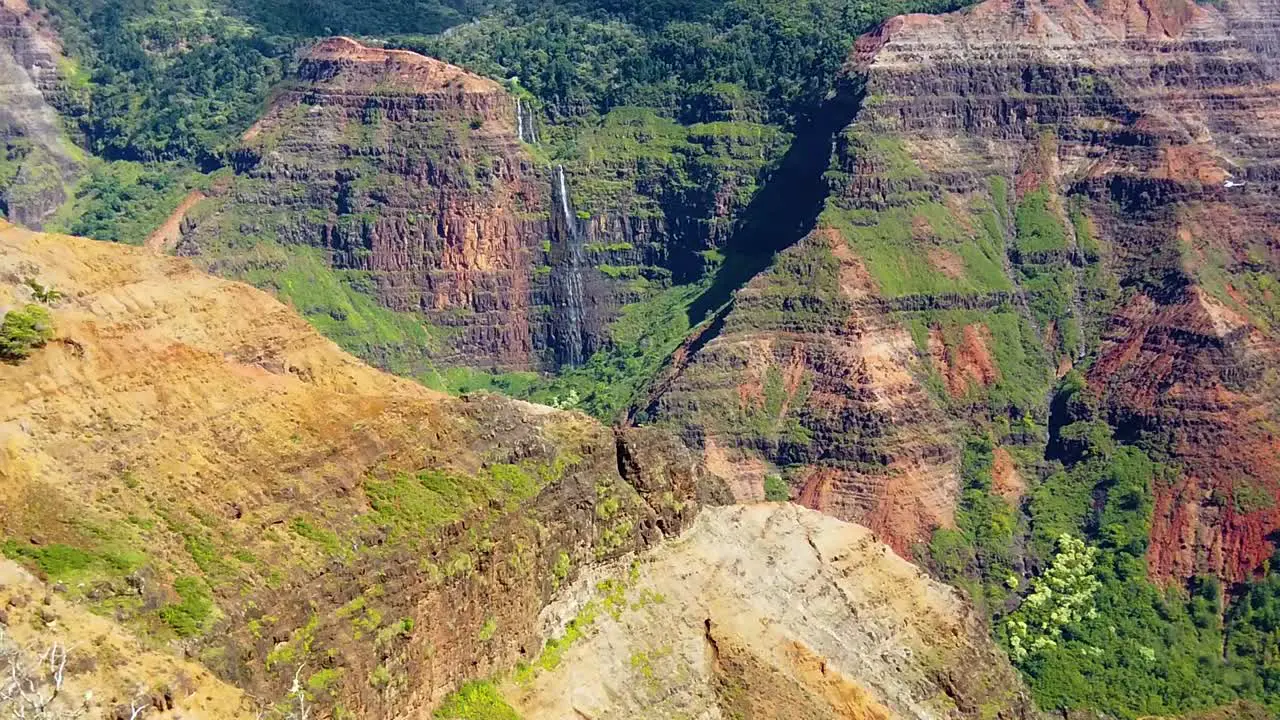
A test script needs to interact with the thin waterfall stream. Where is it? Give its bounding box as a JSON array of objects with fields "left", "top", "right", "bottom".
[{"left": 551, "top": 164, "right": 587, "bottom": 366}]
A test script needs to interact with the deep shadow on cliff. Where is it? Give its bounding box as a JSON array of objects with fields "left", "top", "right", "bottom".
[{"left": 684, "top": 78, "right": 866, "bottom": 326}]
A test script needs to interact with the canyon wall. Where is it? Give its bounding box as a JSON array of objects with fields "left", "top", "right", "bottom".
[
  {"left": 0, "top": 222, "right": 1032, "bottom": 718},
  {"left": 0, "top": 221, "right": 727, "bottom": 715},
  {"left": 645, "top": 0, "right": 1280, "bottom": 580},
  {"left": 179, "top": 37, "right": 784, "bottom": 373},
  {"left": 0, "top": 0, "right": 81, "bottom": 228}
]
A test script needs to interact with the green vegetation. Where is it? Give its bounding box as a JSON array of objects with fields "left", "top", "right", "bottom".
[
  {"left": 905, "top": 307, "right": 1051, "bottom": 419},
  {"left": 217, "top": 242, "right": 442, "bottom": 377},
  {"left": 363, "top": 464, "right": 553, "bottom": 544},
  {"left": 434, "top": 680, "right": 521, "bottom": 720},
  {"left": 933, "top": 373, "right": 1280, "bottom": 717},
  {"left": 764, "top": 474, "right": 790, "bottom": 501},
  {"left": 421, "top": 0, "right": 965, "bottom": 126},
  {"left": 1013, "top": 188, "right": 1068, "bottom": 259},
  {"left": 438, "top": 279, "right": 709, "bottom": 420},
  {"left": 1, "top": 541, "right": 94, "bottom": 577},
  {"left": 928, "top": 436, "right": 1016, "bottom": 612},
  {"left": 34, "top": 0, "right": 290, "bottom": 164},
  {"left": 0, "top": 304, "right": 54, "bottom": 361},
  {"left": 158, "top": 576, "right": 215, "bottom": 637},
  {"left": 45, "top": 160, "right": 205, "bottom": 243},
  {"left": 821, "top": 199, "right": 1011, "bottom": 297}
]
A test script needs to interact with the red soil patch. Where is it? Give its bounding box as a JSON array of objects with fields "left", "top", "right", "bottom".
[
  {"left": 823, "top": 228, "right": 879, "bottom": 300},
  {"left": 991, "top": 447, "right": 1024, "bottom": 504},
  {"left": 927, "top": 248, "right": 965, "bottom": 280},
  {"left": 304, "top": 36, "right": 500, "bottom": 94},
  {"left": 145, "top": 190, "right": 206, "bottom": 254},
  {"left": 928, "top": 323, "right": 1000, "bottom": 397},
  {"left": 797, "top": 466, "right": 837, "bottom": 514},
  {"left": 1156, "top": 144, "right": 1229, "bottom": 185}
]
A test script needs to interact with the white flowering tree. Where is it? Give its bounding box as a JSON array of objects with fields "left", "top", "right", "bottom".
[{"left": 1004, "top": 533, "right": 1101, "bottom": 662}]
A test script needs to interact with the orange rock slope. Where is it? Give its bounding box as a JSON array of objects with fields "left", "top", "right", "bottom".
[{"left": 0, "top": 221, "right": 725, "bottom": 716}]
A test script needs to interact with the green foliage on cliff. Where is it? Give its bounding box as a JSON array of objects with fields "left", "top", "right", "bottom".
[
  {"left": 933, "top": 374, "right": 1280, "bottom": 717},
  {"left": 821, "top": 199, "right": 1011, "bottom": 297},
  {"left": 928, "top": 435, "right": 1016, "bottom": 612},
  {"left": 0, "top": 304, "right": 54, "bottom": 361},
  {"left": 434, "top": 680, "right": 521, "bottom": 720},
  {"left": 214, "top": 242, "right": 442, "bottom": 377},
  {"left": 34, "top": 0, "right": 290, "bottom": 164},
  {"left": 45, "top": 160, "right": 204, "bottom": 243},
  {"left": 905, "top": 307, "right": 1051, "bottom": 419}
]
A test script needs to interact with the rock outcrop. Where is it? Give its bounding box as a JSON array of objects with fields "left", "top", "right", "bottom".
[
  {"left": 505, "top": 503, "right": 1036, "bottom": 720},
  {"left": 178, "top": 37, "right": 784, "bottom": 373},
  {"left": 0, "top": 0, "right": 82, "bottom": 228},
  {"left": 850, "top": 0, "right": 1280, "bottom": 583}
]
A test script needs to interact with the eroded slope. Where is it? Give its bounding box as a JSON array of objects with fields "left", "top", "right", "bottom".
[
  {"left": 0, "top": 221, "right": 725, "bottom": 716},
  {"left": 505, "top": 503, "right": 1035, "bottom": 720}
]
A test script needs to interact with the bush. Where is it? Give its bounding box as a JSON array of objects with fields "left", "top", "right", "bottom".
[
  {"left": 763, "top": 474, "right": 789, "bottom": 501},
  {"left": 0, "top": 304, "right": 54, "bottom": 361}
]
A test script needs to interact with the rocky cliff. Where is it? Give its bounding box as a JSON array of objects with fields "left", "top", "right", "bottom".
[
  {"left": 0, "top": 220, "right": 726, "bottom": 716},
  {"left": 0, "top": 0, "right": 81, "bottom": 228},
  {"left": 643, "top": 0, "right": 1280, "bottom": 582},
  {"left": 0, "top": 223, "right": 1032, "bottom": 718},
  {"left": 851, "top": 0, "right": 1280, "bottom": 583},
  {"left": 502, "top": 503, "right": 1035, "bottom": 720},
  {"left": 177, "top": 37, "right": 785, "bottom": 374}
]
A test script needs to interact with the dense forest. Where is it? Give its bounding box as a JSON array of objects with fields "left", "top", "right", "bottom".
[{"left": 8, "top": 1, "right": 1280, "bottom": 718}]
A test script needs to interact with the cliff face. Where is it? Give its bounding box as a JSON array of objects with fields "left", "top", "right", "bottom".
[
  {"left": 0, "top": 223, "right": 1034, "bottom": 718},
  {"left": 179, "top": 37, "right": 784, "bottom": 373},
  {"left": 856, "top": 0, "right": 1280, "bottom": 583},
  {"left": 0, "top": 0, "right": 81, "bottom": 228},
  {"left": 645, "top": 0, "right": 1280, "bottom": 579},
  {"left": 504, "top": 503, "right": 1036, "bottom": 720},
  {"left": 0, "top": 221, "right": 726, "bottom": 716}
]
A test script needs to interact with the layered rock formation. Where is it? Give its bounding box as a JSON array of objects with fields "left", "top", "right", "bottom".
[
  {"left": 0, "top": 221, "right": 724, "bottom": 716},
  {"left": 504, "top": 503, "right": 1035, "bottom": 720},
  {"left": 850, "top": 0, "right": 1280, "bottom": 583},
  {"left": 0, "top": 0, "right": 82, "bottom": 228},
  {"left": 644, "top": 0, "right": 1280, "bottom": 579},
  {"left": 179, "top": 37, "right": 784, "bottom": 372},
  {"left": 0, "top": 223, "right": 1034, "bottom": 718}
]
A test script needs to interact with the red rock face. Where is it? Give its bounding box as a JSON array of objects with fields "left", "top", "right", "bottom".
[
  {"left": 848, "top": 0, "right": 1280, "bottom": 582},
  {"left": 185, "top": 38, "right": 547, "bottom": 367}
]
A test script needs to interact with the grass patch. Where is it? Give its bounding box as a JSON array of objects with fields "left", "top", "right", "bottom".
[
  {"left": 821, "top": 198, "right": 1011, "bottom": 297},
  {"left": 158, "top": 576, "right": 214, "bottom": 637},
  {"left": 434, "top": 681, "right": 521, "bottom": 720}
]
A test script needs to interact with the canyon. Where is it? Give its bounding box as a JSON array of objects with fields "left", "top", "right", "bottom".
[
  {"left": 0, "top": 221, "right": 1029, "bottom": 718},
  {"left": 177, "top": 36, "right": 783, "bottom": 374},
  {"left": 2, "top": 0, "right": 1280, "bottom": 714}
]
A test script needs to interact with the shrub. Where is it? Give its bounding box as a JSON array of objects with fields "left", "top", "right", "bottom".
[
  {"left": 763, "top": 474, "right": 789, "bottom": 501},
  {"left": 0, "top": 304, "right": 53, "bottom": 361},
  {"left": 159, "top": 576, "right": 214, "bottom": 637}
]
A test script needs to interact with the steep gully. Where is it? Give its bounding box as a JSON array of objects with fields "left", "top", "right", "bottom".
[{"left": 628, "top": 78, "right": 867, "bottom": 422}]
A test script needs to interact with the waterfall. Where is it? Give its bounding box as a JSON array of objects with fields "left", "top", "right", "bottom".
[
  {"left": 551, "top": 164, "right": 587, "bottom": 366},
  {"left": 556, "top": 165, "right": 573, "bottom": 231},
  {"left": 515, "top": 98, "right": 538, "bottom": 144}
]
